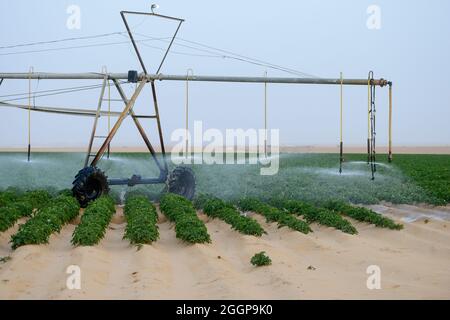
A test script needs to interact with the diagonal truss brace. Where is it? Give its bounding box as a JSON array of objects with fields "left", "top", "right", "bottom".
[
  {"left": 90, "top": 79, "right": 147, "bottom": 166},
  {"left": 87, "top": 77, "right": 169, "bottom": 185},
  {"left": 111, "top": 79, "right": 167, "bottom": 175}
]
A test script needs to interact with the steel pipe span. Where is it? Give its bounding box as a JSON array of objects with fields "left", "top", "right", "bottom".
[{"left": 0, "top": 72, "right": 389, "bottom": 86}]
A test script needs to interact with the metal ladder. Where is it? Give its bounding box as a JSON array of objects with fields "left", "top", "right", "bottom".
[
  {"left": 84, "top": 71, "right": 113, "bottom": 167},
  {"left": 84, "top": 72, "right": 168, "bottom": 179}
]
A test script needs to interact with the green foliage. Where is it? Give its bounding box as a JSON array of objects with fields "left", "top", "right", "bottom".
[
  {"left": 0, "top": 190, "right": 52, "bottom": 232},
  {"left": 191, "top": 153, "right": 437, "bottom": 205},
  {"left": 57, "top": 189, "right": 73, "bottom": 197},
  {"left": 0, "top": 202, "right": 33, "bottom": 232},
  {"left": 159, "top": 193, "right": 210, "bottom": 244},
  {"left": 250, "top": 251, "right": 272, "bottom": 267},
  {"left": 195, "top": 194, "right": 265, "bottom": 237},
  {"left": 71, "top": 196, "right": 115, "bottom": 246},
  {"left": 324, "top": 200, "right": 403, "bottom": 230},
  {"left": 21, "top": 190, "right": 52, "bottom": 209},
  {"left": 123, "top": 196, "right": 159, "bottom": 244},
  {"left": 175, "top": 216, "right": 211, "bottom": 244},
  {"left": 192, "top": 193, "right": 211, "bottom": 211},
  {"left": 392, "top": 154, "right": 450, "bottom": 205},
  {"left": 237, "top": 198, "right": 312, "bottom": 234},
  {"left": 272, "top": 199, "right": 358, "bottom": 235},
  {"left": 10, "top": 195, "right": 80, "bottom": 249},
  {"left": 0, "top": 190, "right": 19, "bottom": 208},
  {"left": 123, "top": 189, "right": 152, "bottom": 202},
  {"left": 2, "top": 153, "right": 449, "bottom": 206}
]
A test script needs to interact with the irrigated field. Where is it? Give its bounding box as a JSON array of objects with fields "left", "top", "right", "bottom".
[
  {"left": 0, "top": 152, "right": 449, "bottom": 299},
  {"left": 0, "top": 153, "right": 449, "bottom": 205}
]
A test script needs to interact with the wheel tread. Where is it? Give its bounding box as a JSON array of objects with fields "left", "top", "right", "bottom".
[
  {"left": 72, "top": 166, "right": 109, "bottom": 208},
  {"left": 167, "top": 166, "right": 196, "bottom": 200}
]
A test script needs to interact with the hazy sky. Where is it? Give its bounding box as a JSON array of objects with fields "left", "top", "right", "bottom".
[{"left": 0, "top": 0, "right": 449, "bottom": 149}]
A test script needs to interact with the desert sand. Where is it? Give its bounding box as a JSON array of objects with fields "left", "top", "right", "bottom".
[{"left": 0, "top": 204, "right": 449, "bottom": 300}]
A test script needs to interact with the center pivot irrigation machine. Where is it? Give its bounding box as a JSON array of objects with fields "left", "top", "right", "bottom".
[{"left": 0, "top": 8, "right": 393, "bottom": 207}]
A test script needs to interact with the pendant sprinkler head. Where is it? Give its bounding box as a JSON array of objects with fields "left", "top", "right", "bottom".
[{"left": 151, "top": 4, "right": 159, "bottom": 14}]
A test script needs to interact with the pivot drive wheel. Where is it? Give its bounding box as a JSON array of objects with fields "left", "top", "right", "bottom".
[
  {"left": 167, "top": 166, "right": 196, "bottom": 200},
  {"left": 72, "top": 166, "right": 109, "bottom": 208}
]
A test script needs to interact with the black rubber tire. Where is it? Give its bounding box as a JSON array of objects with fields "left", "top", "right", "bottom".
[
  {"left": 72, "top": 166, "right": 109, "bottom": 208},
  {"left": 167, "top": 166, "right": 196, "bottom": 200}
]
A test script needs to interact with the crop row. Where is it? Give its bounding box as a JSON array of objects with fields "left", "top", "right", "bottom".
[
  {"left": 124, "top": 196, "right": 159, "bottom": 244},
  {"left": 11, "top": 195, "right": 80, "bottom": 249},
  {"left": 71, "top": 196, "right": 116, "bottom": 246},
  {"left": 159, "top": 193, "right": 210, "bottom": 244},
  {"left": 0, "top": 190, "right": 52, "bottom": 232},
  {"left": 194, "top": 194, "right": 265, "bottom": 237},
  {"left": 271, "top": 199, "right": 358, "bottom": 235},
  {"left": 237, "top": 198, "right": 312, "bottom": 234},
  {"left": 0, "top": 189, "right": 19, "bottom": 208},
  {"left": 392, "top": 154, "right": 450, "bottom": 205},
  {"left": 324, "top": 200, "right": 403, "bottom": 230}
]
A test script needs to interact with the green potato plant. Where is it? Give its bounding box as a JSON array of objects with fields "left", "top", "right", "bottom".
[
  {"left": 237, "top": 198, "right": 312, "bottom": 234},
  {"left": 0, "top": 190, "right": 52, "bottom": 232},
  {"left": 270, "top": 199, "right": 358, "bottom": 235},
  {"left": 123, "top": 196, "right": 159, "bottom": 245},
  {"left": 251, "top": 251, "right": 272, "bottom": 267},
  {"left": 194, "top": 194, "right": 265, "bottom": 237},
  {"left": 323, "top": 200, "right": 403, "bottom": 230},
  {"left": 159, "top": 193, "right": 210, "bottom": 244},
  {"left": 0, "top": 190, "right": 19, "bottom": 208},
  {"left": 392, "top": 154, "right": 450, "bottom": 205},
  {"left": 10, "top": 195, "right": 79, "bottom": 249},
  {"left": 71, "top": 196, "right": 116, "bottom": 246}
]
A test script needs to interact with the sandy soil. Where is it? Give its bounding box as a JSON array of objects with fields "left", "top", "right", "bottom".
[{"left": 0, "top": 205, "right": 449, "bottom": 300}]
